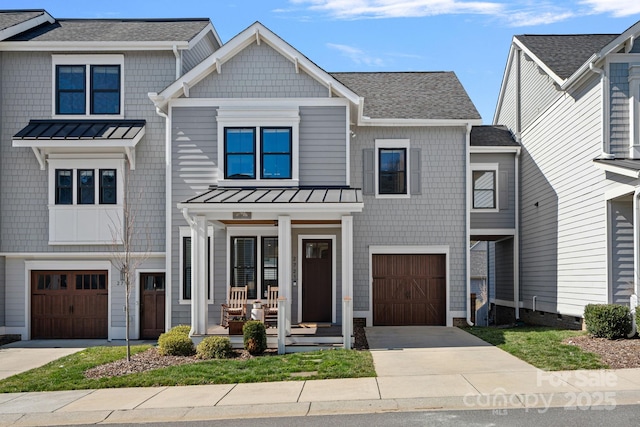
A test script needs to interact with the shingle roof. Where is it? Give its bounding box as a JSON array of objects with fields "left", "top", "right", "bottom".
[
  {"left": 7, "top": 18, "right": 210, "bottom": 42},
  {"left": 330, "top": 72, "right": 481, "bottom": 121},
  {"left": 0, "top": 10, "right": 46, "bottom": 32},
  {"left": 470, "top": 125, "right": 519, "bottom": 147},
  {"left": 515, "top": 34, "right": 618, "bottom": 80}
]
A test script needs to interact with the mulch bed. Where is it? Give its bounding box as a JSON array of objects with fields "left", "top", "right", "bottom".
[{"left": 563, "top": 335, "right": 640, "bottom": 369}]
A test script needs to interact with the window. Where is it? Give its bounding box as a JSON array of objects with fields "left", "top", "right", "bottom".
[
  {"left": 378, "top": 148, "right": 406, "bottom": 194},
  {"left": 55, "top": 169, "right": 73, "bottom": 205},
  {"left": 261, "top": 128, "right": 292, "bottom": 179},
  {"left": 225, "top": 233, "right": 278, "bottom": 301},
  {"left": 262, "top": 237, "right": 278, "bottom": 292},
  {"left": 181, "top": 235, "right": 212, "bottom": 301},
  {"left": 52, "top": 55, "right": 124, "bottom": 117},
  {"left": 231, "top": 237, "right": 257, "bottom": 299},
  {"left": 471, "top": 163, "right": 499, "bottom": 211},
  {"left": 99, "top": 169, "right": 117, "bottom": 204},
  {"left": 472, "top": 171, "right": 496, "bottom": 209},
  {"left": 53, "top": 167, "right": 118, "bottom": 206},
  {"left": 77, "top": 170, "right": 95, "bottom": 205},
  {"left": 225, "top": 128, "right": 256, "bottom": 179}
]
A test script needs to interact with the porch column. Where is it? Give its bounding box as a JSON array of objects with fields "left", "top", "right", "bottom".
[
  {"left": 278, "top": 215, "right": 292, "bottom": 335},
  {"left": 341, "top": 215, "right": 354, "bottom": 349},
  {"left": 190, "top": 215, "right": 208, "bottom": 336}
]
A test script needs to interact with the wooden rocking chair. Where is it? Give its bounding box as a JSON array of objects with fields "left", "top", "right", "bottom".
[
  {"left": 264, "top": 286, "right": 279, "bottom": 327},
  {"left": 220, "top": 286, "right": 248, "bottom": 328}
]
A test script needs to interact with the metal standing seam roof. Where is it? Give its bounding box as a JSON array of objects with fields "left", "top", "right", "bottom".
[
  {"left": 183, "top": 187, "right": 363, "bottom": 205},
  {"left": 470, "top": 125, "right": 519, "bottom": 147},
  {"left": 13, "top": 119, "right": 146, "bottom": 141},
  {"left": 330, "top": 71, "right": 481, "bottom": 121},
  {"left": 0, "top": 10, "right": 46, "bottom": 32},
  {"left": 6, "top": 18, "right": 210, "bottom": 43},
  {"left": 515, "top": 34, "right": 618, "bottom": 80}
]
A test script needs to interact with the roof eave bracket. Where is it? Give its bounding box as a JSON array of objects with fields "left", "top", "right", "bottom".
[
  {"left": 31, "top": 147, "right": 46, "bottom": 171},
  {"left": 124, "top": 146, "right": 136, "bottom": 170}
]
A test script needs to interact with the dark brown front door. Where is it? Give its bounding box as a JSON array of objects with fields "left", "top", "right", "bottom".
[
  {"left": 31, "top": 271, "right": 108, "bottom": 339},
  {"left": 140, "top": 273, "right": 166, "bottom": 339},
  {"left": 302, "top": 239, "right": 332, "bottom": 322},
  {"left": 373, "top": 254, "right": 446, "bottom": 326}
]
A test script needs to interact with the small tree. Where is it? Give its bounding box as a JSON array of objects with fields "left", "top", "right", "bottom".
[{"left": 110, "top": 164, "right": 150, "bottom": 361}]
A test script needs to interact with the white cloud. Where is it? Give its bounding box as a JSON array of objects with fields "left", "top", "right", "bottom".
[
  {"left": 327, "top": 43, "right": 386, "bottom": 66},
  {"left": 580, "top": 0, "right": 640, "bottom": 17},
  {"left": 292, "top": 0, "right": 504, "bottom": 19},
  {"left": 505, "top": 9, "right": 576, "bottom": 27}
]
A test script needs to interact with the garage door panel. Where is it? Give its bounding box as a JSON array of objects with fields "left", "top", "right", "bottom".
[{"left": 373, "top": 254, "right": 446, "bottom": 326}]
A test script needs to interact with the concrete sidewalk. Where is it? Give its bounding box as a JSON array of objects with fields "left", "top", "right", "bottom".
[{"left": 1, "top": 368, "right": 640, "bottom": 425}]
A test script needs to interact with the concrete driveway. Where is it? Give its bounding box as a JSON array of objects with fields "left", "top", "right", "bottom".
[
  {"left": 365, "top": 326, "right": 537, "bottom": 377},
  {"left": 0, "top": 339, "right": 154, "bottom": 380}
]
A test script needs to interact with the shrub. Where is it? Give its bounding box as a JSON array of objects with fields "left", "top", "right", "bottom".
[
  {"left": 168, "top": 325, "right": 191, "bottom": 336},
  {"left": 158, "top": 331, "right": 195, "bottom": 356},
  {"left": 196, "top": 336, "right": 234, "bottom": 359},
  {"left": 243, "top": 320, "right": 267, "bottom": 355},
  {"left": 584, "top": 304, "right": 632, "bottom": 339}
]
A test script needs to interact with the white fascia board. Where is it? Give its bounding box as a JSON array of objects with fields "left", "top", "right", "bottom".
[
  {"left": 188, "top": 22, "right": 222, "bottom": 49},
  {"left": 470, "top": 146, "right": 521, "bottom": 154},
  {"left": 493, "top": 42, "right": 517, "bottom": 125},
  {"left": 178, "top": 202, "right": 364, "bottom": 215},
  {"left": 358, "top": 118, "right": 483, "bottom": 127},
  {"left": 593, "top": 160, "right": 640, "bottom": 179},
  {"left": 167, "top": 97, "right": 350, "bottom": 108},
  {"left": 513, "top": 37, "right": 564, "bottom": 86},
  {"left": 470, "top": 228, "right": 516, "bottom": 236},
  {"left": 0, "top": 12, "right": 54, "bottom": 41},
  {"left": 0, "top": 40, "right": 190, "bottom": 51},
  {"left": 150, "top": 22, "right": 361, "bottom": 112},
  {"left": 12, "top": 138, "right": 141, "bottom": 149}
]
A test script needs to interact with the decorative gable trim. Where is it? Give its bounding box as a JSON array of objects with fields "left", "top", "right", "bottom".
[{"left": 148, "top": 22, "right": 362, "bottom": 113}]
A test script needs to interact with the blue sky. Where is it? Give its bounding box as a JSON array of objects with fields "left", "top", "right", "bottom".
[{"left": 6, "top": 1, "right": 640, "bottom": 123}]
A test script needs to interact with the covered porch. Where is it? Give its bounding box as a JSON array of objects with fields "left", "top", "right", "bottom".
[{"left": 178, "top": 187, "right": 364, "bottom": 353}]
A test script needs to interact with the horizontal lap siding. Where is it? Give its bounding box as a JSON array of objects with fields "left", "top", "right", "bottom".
[
  {"left": 610, "top": 200, "right": 634, "bottom": 305},
  {"left": 609, "top": 63, "right": 630, "bottom": 158},
  {"left": 495, "top": 54, "right": 518, "bottom": 130},
  {"left": 182, "top": 34, "right": 219, "bottom": 75},
  {"left": 519, "top": 52, "right": 563, "bottom": 131},
  {"left": 5, "top": 258, "right": 25, "bottom": 327},
  {"left": 0, "top": 257, "right": 4, "bottom": 326},
  {"left": 494, "top": 238, "right": 514, "bottom": 301},
  {"left": 299, "top": 106, "right": 347, "bottom": 186}
]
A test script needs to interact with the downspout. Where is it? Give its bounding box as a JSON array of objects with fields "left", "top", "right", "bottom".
[
  {"left": 631, "top": 188, "right": 640, "bottom": 337},
  {"left": 590, "top": 63, "right": 615, "bottom": 159},
  {"left": 466, "top": 123, "right": 474, "bottom": 326},
  {"left": 173, "top": 45, "right": 181, "bottom": 79},
  {"left": 514, "top": 147, "right": 521, "bottom": 320}
]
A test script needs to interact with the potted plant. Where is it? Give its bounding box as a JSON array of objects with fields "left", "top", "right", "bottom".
[
  {"left": 228, "top": 316, "right": 246, "bottom": 335},
  {"left": 252, "top": 300, "right": 262, "bottom": 309}
]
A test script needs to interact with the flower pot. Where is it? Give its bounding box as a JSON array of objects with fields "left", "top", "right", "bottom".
[{"left": 228, "top": 320, "right": 245, "bottom": 335}]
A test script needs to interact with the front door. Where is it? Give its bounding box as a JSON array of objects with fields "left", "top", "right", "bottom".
[
  {"left": 140, "top": 273, "right": 166, "bottom": 339},
  {"left": 302, "top": 239, "right": 332, "bottom": 322}
]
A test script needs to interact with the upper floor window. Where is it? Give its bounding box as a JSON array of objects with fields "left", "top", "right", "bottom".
[
  {"left": 261, "top": 128, "right": 292, "bottom": 179},
  {"left": 52, "top": 55, "right": 124, "bottom": 117},
  {"left": 53, "top": 166, "right": 118, "bottom": 206},
  {"left": 373, "top": 139, "right": 411, "bottom": 198},
  {"left": 471, "top": 163, "right": 499, "bottom": 212},
  {"left": 224, "top": 127, "right": 292, "bottom": 180},
  {"left": 225, "top": 128, "right": 256, "bottom": 179}
]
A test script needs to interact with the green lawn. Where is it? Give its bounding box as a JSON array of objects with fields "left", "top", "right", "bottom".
[
  {"left": 464, "top": 326, "right": 607, "bottom": 371},
  {"left": 0, "top": 346, "right": 375, "bottom": 393}
]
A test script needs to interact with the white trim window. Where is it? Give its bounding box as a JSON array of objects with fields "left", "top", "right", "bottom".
[
  {"left": 471, "top": 163, "right": 499, "bottom": 212},
  {"left": 179, "top": 227, "right": 214, "bottom": 304},
  {"left": 217, "top": 108, "right": 300, "bottom": 187},
  {"left": 52, "top": 55, "right": 125, "bottom": 118},
  {"left": 374, "top": 139, "right": 410, "bottom": 198}
]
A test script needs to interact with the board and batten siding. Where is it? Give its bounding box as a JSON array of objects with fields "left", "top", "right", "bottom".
[
  {"left": 609, "top": 62, "right": 631, "bottom": 158},
  {"left": 350, "top": 126, "right": 468, "bottom": 313},
  {"left": 299, "top": 106, "right": 347, "bottom": 186},
  {"left": 182, "top": 33, "right": 219, "bottom": 75},
  {"left": 519, "top": 51, "right": 563, "bottom": 131},
  {"left": 494, "top": 238, "right": 514, "bottom": 301},
  {"left": 495, "top": 51, "right": 518, "bottom": 130},
  {"left": 610, "top": 199, "right": 634, "bottom": 305},
  {"left": 470, "top": 152, "right": 516, "bottom": 229},
  {"left": 188, "top": 42, "right": 328, "bottom": 99},
  {"left": 519, "top": 76, "right": 617, "bottom": 316}
]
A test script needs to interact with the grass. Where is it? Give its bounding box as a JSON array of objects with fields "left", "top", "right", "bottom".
[
  {"left": 0, "top": 345, "right": 375, "bottom": 393},
  {"left": 464, "top": 326, "right": 607, "bottom": 371}
]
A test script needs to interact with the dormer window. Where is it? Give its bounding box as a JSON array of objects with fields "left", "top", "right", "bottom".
[{"left": 52, "top": 55, "right": 124, "bottom": 118}]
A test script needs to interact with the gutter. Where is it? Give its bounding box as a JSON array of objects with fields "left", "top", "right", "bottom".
[{"left": 632, "top": 188, "right": 640, "bottom": 337}]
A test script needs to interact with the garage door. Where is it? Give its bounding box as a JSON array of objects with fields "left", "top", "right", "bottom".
[
  {"left": 373, "top": 254, "right": 446, "bottom": 326},
  {"left": 31, "top": 270, "right": 108, "bottom": 339}
]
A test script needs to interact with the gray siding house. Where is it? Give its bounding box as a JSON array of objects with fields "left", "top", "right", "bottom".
[
  {"left": 1, "top": 10, "right": 516, "bottom": 348},
  {"left": 494, "top": 21, "right": 640, "bottom": 327}
]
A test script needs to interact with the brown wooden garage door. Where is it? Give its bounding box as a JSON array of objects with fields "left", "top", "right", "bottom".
[
  {"left": 373, "top": 254, "right": 446, "bottom": 326},
  {"left": 31, "top": 271, "right": 108, "bottom": 339}
]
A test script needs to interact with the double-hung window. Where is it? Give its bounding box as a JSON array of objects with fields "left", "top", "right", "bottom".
[
  {"left": 373, "top": 139, "right": 411, "bottom": 198},
  {"left": 225, "top": 128, "right": 256, "bottom": 179},
  {"left": 224, "top": 127, "right": 292, "bottom": 180},
  {"left": 181, "top": 235, "right": 212, "bottom": 301},
  {"left": 227, "top": 232, "right": 278, "bottom": 301},
  {"left": 55, "top": 169, "right": 73, "bottom": 205},
  {"left": 261, "top": 128, "right": 292, "bottom": 179},
  {"left": 53, "top": 55, "right": 124, "bottom": 117},
  {"left": 471, "top": 163, "right": 499, "bottom": 211},
  {"left": 53, "top": 167, "right": 117, "bottom": 206}
]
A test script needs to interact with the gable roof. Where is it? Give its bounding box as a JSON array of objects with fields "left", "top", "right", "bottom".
[
  {"left": 515, "top": 34, "right": 618, "bottom": 80},
  {"left": 0, "top": 9, "right": 53, "bottom": 41},
  {"left": 470, "top": 125, "right": 519, "bottom": 147},
  {"left": 330, "top": 72, "right": 481, "bottom": 121}
]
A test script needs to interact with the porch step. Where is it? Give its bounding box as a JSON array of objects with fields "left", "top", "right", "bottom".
[{"left": 284, "top": 343, "right": 343, "bottom": 353}]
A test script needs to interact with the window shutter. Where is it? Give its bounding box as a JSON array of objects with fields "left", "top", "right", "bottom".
[
  {"left": 410, "top": 148, "right": 421, "bottom": 195},
  {"left": 362, "top": 149, "right": 375, "bottom": 195},
  {"left": 499, "top": 171, "right": 508, "bottom": 210}
]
